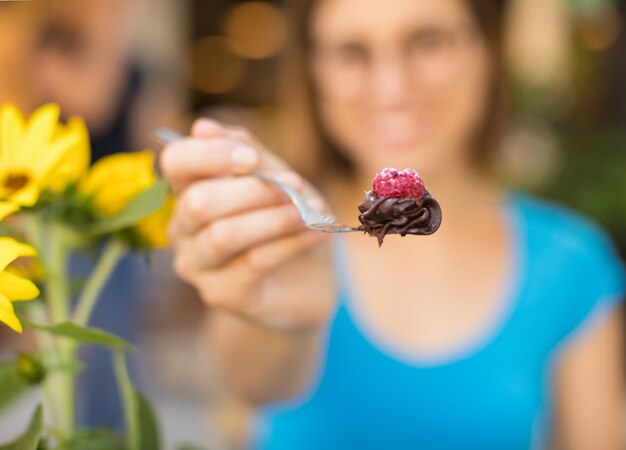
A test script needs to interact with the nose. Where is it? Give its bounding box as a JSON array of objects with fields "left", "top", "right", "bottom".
[{"left": 369, "top": 54, "right": 413, "bottom": 108}]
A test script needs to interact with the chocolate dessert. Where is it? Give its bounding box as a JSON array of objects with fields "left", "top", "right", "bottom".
[{"left": 357, "top": 168, "right": 442, "bottom": 246}]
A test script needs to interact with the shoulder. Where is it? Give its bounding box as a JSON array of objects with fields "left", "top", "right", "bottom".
[
  {"left": 511, "top": 193, "right": 618, "bottom": 263},
  {"left": 510, "top": 193, "right": 625, "bottom": 343},
  {"left": 511, "top": 192, "right": 624, "bottom": 315}
]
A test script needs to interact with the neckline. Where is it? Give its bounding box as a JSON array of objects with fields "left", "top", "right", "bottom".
[{"left": 332, "top": 191, "right": 527, "bottom": 368}]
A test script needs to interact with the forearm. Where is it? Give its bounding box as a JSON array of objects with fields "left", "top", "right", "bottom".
[
  {"left": 208, "top": 310, "right": 328, "bottom": 405},
  {"left": 553, "top": 307, "right": 625, "bottom": 450}
]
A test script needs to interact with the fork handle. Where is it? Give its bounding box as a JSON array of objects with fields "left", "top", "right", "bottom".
[{"left": 153, "top": 127, "right": 183, "bottom": 145}]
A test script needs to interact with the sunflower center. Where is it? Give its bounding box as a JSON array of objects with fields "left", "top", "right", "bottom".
[{"left": 3, "top": 173, "right": 30, "bottom": 193}]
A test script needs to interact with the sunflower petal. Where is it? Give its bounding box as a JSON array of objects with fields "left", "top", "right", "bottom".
[
  {"left": 47, "top": 116, "right": 91, "bottom": 191},
  {"left": 0, "top": 202, "right": 19, "bottom": 220},
  {"left": 32, "top": 123, "right": 86, "bottom": 182},
  {"left": 0, "top": 254, "right": 18, "bottom": 273},
  {"left": 0, "top": 270, "right": 39, "bottom": 301},
  {"left": 5, "top": 180, "right": 39, "bottom": 207},
  {"left": 0, "top": 240, "right": 36, "bottom": 257},
  {"left": 82, "top": 151, "right": 156, "bottom": 215},
  {"left": 83, "top": 151, "right": 155, "bottom": 193},
  {"left": 0, "top": 104, "right": 25, "bottom": 167},
  {"left": 19, "top": 104, "right": 61, "bottom": 166},
  {"left": 136, "top": 194, "right": 174, "bottom": 248},
  {"left": 0, "top": 292, "right": 22, "bottom": 333},
  {"left": 0, "top": 237, "right": 36, "bottom": 261}
]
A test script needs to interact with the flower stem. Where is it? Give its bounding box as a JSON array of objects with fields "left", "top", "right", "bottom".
[
  {"left": 47, "top": 222, "right": 70, "bottom": 323},
  {"left": 42, "top": 221, "right": 75, "bottom": 439},
  {"left": 23, "top": 213, "right": 43, "bottom": 253},
  {"left": 112, "top": 351, "right": 140, "bottom": 450},
  {"left": 73, "top": 239, "right": 127, "bottom": 326},
  {"left": 29, "top": 303, "right": 64, "bottom": 434},
  {"left": 23, "top": 215, "right": 69, "bottom": 443}
]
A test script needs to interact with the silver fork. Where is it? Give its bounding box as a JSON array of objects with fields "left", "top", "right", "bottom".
[{"left": 153, "top": 128, "right": 360, "bottom": 233}]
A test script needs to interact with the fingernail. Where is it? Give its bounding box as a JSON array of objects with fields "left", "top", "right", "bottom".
[
  {"left": 192, "top": 118, "right": 221, "bottom": 136},
  {"left": 274, "top": 171, "right": 303, "bottom": 190},
  {"left": 231, "top": 145, "right": 258, "bottom": 168}
]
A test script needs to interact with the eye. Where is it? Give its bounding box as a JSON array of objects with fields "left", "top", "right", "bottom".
[
  {"left": 335, "top": 44, "right": 369, "bottom": 65},
  {"left": 408, "top": 30, "right": 448, "bottom": 53}
]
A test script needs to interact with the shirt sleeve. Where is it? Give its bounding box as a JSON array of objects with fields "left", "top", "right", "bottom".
[{"left": 560, "top": 224, "right": 625, "bottom": 343}]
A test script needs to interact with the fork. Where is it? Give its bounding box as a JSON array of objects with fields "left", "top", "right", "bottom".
[{"left": 153, "top": 128, "right": 360, "bottom": 233}]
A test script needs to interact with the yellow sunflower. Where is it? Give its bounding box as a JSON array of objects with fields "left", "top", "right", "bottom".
[
  {"left": 0, "top": 237, "right": 40, "bottom": 333},
  {"left": 80, "top": 151, "right": 156, "bottom": 216},
  {"left": 0, "top": 202, "right": 19, "bottom": 221},
  {"left": 80, "top": 151, "right": 173, "bottom": 248},
  {"left": 136, "top": 194, "right": 174, "bottom": 248},
  {"left": 0, "top": 103, "right": 90, "bottom": 210}
]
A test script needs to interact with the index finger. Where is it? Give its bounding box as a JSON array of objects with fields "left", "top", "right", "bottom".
[{"left": 160, "top": 137, "right": 259, "bottom": 193}]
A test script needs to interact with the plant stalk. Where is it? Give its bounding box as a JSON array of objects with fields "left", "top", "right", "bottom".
[
  {"left": 73, "top": 239, "right": 126, "bottom": 326},
  {"left": 113, "top": 351, "right": 140, "bottom": 450}
]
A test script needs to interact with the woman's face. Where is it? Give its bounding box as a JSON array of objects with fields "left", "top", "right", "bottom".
[{"left": 310, "top": 0, "right": 492, "bottom": 179}]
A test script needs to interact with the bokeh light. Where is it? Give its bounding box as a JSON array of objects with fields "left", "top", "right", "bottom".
[
  {"left": 224, "top": 1, "right": 287, "bottom": 59},
  {"left": 578, "top": 8, "right": 623, "bottom": 51},
  {"left": 191, "top": 35, "right": 245, "bottom": 94}
]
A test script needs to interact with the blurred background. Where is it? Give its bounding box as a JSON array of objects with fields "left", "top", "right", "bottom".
[{"left": 0, "top": 0, "right": 625, "bottom": 449}]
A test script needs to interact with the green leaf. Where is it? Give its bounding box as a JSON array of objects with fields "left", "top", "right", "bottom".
[
  {"left": 90, "top": 180, "right": 170, "bottom": 236},
  {"left": 47, "top": 361, "right": 86, "bottom": 375},
  {"left": 138, "top": 393, "right": 161, "bottom": 450},
  {"left": 0, "top": 362, "right": 29, "bottom": 410},
  {"left": 0, "top": 405, "right": 43, "bottom": 450},
  {"left": 20, "top": 318, "right": 134, "bottom": 351}
]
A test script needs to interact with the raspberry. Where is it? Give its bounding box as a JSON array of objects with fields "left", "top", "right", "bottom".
[{"left": 372, "top": 168, "right": 425, "bottom": 199}]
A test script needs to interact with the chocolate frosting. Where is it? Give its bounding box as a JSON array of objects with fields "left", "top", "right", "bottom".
[{"left": 357, "top": 190, "right": 442, "bottom": 246}]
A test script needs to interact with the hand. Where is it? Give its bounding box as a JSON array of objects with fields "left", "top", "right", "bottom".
[{"left": 160, "top": 119, "right": 337, "bottom": 331}]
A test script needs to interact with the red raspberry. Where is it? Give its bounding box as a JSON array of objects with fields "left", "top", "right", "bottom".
[{"left": 372, "top": 168, "right": 425, "bottom": 199}]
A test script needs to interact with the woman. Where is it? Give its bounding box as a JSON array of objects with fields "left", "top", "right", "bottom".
[{"left": 160, "top": 0, "right": 625, "bottom": 448}]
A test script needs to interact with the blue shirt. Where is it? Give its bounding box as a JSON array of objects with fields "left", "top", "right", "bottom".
[{"left": 253, "top": 193, "right": 625, "bottom": 450}]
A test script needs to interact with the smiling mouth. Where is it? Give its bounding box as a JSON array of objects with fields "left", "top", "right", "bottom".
[
  {"left": 368, "top": 114, "right": 431, "bottom": 143},
  {"left": 369, "top": 126, "right": 430, "bottom": 149}
]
